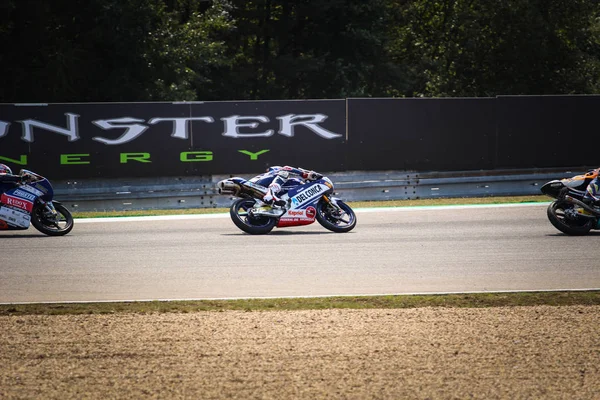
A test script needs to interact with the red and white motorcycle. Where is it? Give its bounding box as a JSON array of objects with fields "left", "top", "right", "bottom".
[
  {"left": 217, "top": 174, "right": 356, "bottom": 235},
  {"left": 0, "top": 169, "right": 74, "bottom": 236}
]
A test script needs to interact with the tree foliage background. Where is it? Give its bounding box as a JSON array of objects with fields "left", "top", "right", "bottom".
[{"left": 1, "top": 0, "right": 599, "bottom": 103}]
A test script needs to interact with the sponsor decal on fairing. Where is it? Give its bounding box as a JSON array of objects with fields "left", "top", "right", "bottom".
[
  {"left": 0, "top": 205, "right": 31, "bottom": 228},
  {"left": 0, "top": 193, "right": 34, "bottom": 212},
  {"left": 291, "top": 185, "right": 324, "bottom": 207},
  {"left": 244, "top": 181, "right": 268, "bottom": 192},
  {"left": 277, "top": 206, "right": 317, "bottom": 227},
  {"left": 16, "top": 186, "right": 44, "bottom": 197},
  {"left": 12, "top": 189, "right": 37, "bottom": 201},
  {"left": 286, "top": 210, "right": 306, "bottom": 217}
]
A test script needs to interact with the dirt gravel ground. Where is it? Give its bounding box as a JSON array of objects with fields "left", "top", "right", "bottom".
[{"left": 1, "top": 305, "right": 599, "bottom": 400}]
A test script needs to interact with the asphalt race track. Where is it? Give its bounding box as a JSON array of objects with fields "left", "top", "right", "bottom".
[{"left": 1, "top": 203, "right": 600, "bottom": 304}]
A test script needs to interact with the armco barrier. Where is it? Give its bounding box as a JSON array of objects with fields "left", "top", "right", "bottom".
[{"left": 52, "top": 168, "right": 581, "bottom": 212}]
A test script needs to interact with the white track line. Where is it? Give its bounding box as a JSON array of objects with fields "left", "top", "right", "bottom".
[
  {"left": 75, "top": 202, "right": 550, "bottom": 223},
  {"left": 354, "top": 202, "right": 548, "bottom": 213}
]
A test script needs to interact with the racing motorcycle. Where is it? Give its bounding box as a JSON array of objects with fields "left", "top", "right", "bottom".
[
  {"left": 217, "top": 174, "right": 356, "bottom": 234},
  {"left": 0, "top": 169, "right": 74, "bottom": 236},
  {"left": 541, "top": 169, "right": 600, "bottom": 235}
]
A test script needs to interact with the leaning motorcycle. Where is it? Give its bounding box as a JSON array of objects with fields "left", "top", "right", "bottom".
[
  {"left": 0, "top": 169, "right": 74, "bottom": 236},
  {"left": 217, "top": 174, "right": 356, "bottom": 234},
  {"left": 541, "top": 169, "right": 600, "bottom": 236}
]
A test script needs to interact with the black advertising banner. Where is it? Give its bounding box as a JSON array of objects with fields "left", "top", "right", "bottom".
[
  {"left": 3, "top": 96, "right": 598, "bottom": 180},
  {"left": 189, "top": 100, "right": 347, "bottom": 175},
  {"left": 346, "top": 98, "right": 496, "bottom": 171},
  {"left": 0, "top": 102, "right": 190, "bottom": 180},
  {"left": 0, "top": 100, "right": 347, "bottom": 179},
  {"left": 496, "top": 95, "right": 600, "bottom": 168}
]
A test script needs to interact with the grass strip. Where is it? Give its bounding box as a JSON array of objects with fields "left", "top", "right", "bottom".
[
  {"left": 72, "top": 195, "right": 550, "bottom": 219},
  {"left": 1, "top": 291, "right": 598, "bottom": 316}
]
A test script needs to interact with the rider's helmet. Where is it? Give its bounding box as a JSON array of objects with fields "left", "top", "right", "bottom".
[
  {"left": 266, "top": 166, "right": 282, "bottom": 173},
  {"left": 0, "top": 164, "right": 12, "bottom": 175}
]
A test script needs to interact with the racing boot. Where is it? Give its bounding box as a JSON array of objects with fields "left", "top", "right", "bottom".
[{"left": 263, "top": 186, "right": 286, "bottom": 207}]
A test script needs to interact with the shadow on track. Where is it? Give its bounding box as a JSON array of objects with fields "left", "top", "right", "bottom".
[
  {"left": 545, "top": 231, "right": 600, "bottom": 237},
  {"left": 0, "top": 234, "right": 53, "bottom": 239},
  {"left": 222, "top": 230, "right": 338, "bottom": 236}
]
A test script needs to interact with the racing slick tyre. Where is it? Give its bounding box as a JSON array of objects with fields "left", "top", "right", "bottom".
[
  {"left": 230, "top": 198, "right": 276, "bottom": 235},
  {"left": 547, "top": 201, "right": 592, "bottom": 236},
  {"left": 316, "top": 199, "right": 357, "bottom": 233},
  {"left": 31, "top": 201, "right": 74, "bottom": 236}
]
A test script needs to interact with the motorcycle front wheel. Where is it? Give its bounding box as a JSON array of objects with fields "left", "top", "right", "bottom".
[
  {"left": 31, "top": 201, "right": 74, "bottom": 236},
  {"left": 547, "top": 201, "right": 592, "bottom": 236},
  {"left": 316, "top": 199, "right": 357, "bottom": 233},
  {"left": 230, "top": 198, "right": 276, "bottom": 235}
]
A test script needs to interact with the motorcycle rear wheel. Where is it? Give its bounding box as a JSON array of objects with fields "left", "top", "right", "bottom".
[
  {"left": 316, "top": 199, "right": 357, "bottom": 233},
  {"left": 31, "top": 202, "right": 74, "bottom": 236},
  {"left": 547, "top": 201, "right": 593, "bottom": 236},
  {"left": 230, "top": 198, "right": 276, "bottom": 235}
]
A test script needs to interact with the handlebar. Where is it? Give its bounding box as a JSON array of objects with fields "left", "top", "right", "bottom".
[{"left": 19, "top": 169, "right": 44, "bottom": 183}]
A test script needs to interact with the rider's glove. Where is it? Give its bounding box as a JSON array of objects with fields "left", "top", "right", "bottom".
[{"left": 307, "top": 172, "right": 322, "bottom": 181}]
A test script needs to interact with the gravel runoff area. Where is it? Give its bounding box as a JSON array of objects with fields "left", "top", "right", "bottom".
[{"left": 1, "top": 306, "right": 599, "bottom": 400}]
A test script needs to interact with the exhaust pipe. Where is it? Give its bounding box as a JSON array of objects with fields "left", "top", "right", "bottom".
[
  {"left": 250, "top": 207, "right": 285, "bottom": 217},
  {"left": 564, "top": 195, "right": 600, "bottom": 217},
  {"left": 217, "top": 180, "right": 240, "bottom": 196}
]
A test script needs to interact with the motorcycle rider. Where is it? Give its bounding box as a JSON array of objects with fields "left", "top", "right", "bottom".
[
  {"left": 0, "top": 164, "right": 22, "bottom": 196},
  {"left": 583, "top": 167, "right": 600, "bottom": 208},
  {"left": 250, "top": 165, "right": 322, "bottom": 206}
]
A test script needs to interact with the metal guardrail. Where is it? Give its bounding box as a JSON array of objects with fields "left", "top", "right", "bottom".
[
  {"left": 54, "top": 176, "right": 219, "bottom": 212},
  {"left": 52, "top": 168, "right": 577, "bottom": 212}
]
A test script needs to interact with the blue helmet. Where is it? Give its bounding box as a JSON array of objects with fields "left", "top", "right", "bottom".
[{"left": 266, "top": 166, "right": 282, "bottom": 173}]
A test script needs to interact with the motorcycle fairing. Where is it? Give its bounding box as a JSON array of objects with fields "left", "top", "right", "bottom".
[
  {"left": 277, "top": 206, "right": 317, "bottom": 227},
  {"left": 0, "top": 185, "right": 38, "bottom": 228},
  {"left": 242, "top": 179, "right": 268, "bottom": 195},
  {"left": 287, "top": 181, "right": 331, "bottom": 208},
  {"left": 562, "top": 176, "right": 593, "bottom": 189},
  {"left": 1, "top": 190, "right": 35, "bottom": 212},
  {"left": 560, "top": 169, "right": 598, "bottom": 189},
  {"left": 0, "top": 178, "right": 50, "bottom": 229},
  {"left": 30, "top": 181, "right": 51, "bottom": 195},
  {"left": 0, "top": 205, "right": 31, "bottom": 228},
  {"left": 275, "top": 180, "right": 332, "bottom": 228}
]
